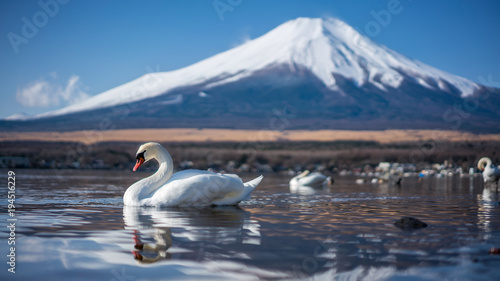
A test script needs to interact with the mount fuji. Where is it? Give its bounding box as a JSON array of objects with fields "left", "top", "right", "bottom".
[{"left": 3, "top": 17, "right": 499, "bottom": 132}]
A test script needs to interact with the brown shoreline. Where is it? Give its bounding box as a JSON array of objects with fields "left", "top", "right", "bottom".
[{"left": 1, "top": 129, "right": 500, "bottom": 144}]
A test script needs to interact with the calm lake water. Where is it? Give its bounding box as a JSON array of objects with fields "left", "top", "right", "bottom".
[{"left": 1, "top": 169, "right": 500, "bottom": 280}]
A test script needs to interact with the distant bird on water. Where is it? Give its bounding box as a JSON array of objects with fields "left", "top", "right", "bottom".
[
  {"left": 289, "top": 170, "right": 333, "bottom": 187},
  {"left": 477, "top": 157, "right": 500, "bottom": 185}
]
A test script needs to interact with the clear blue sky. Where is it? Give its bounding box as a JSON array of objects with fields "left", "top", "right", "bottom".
[{"left": 1, "top": 0, "right": 499, "bottom": 118}]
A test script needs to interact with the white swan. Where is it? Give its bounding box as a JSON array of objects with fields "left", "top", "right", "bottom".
[
  {"left": 124, "top": 142, "right": 263, "bottom": 207},
  {"left": 477, "top": 157, "right": 500, "bottom": 184},
  {"left": 289, "top": 170, "right": 333, "bottom": 187}
]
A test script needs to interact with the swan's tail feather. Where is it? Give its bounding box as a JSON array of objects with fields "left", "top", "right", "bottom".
[
  {"left": 212, "top": 175, "right": 264, "bottom": 206},
  {"left": 239, "top": 175, "right": 263, "bottom": 202},
  {"left": 244, "top": 175, "right": 264, "bottom": 191}
]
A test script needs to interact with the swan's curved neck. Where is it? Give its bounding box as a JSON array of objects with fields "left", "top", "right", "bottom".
[
  {"left": 147, "top": 147, "right": 174, "bottom": 194},
  {"left": 480, "top": 158, "right": 492, "bottom": 168},
  {"left": 153, "top": 146, "right": 173, "bottom": 176},
  {"left": 126, "top": 147, "right": 174, "bottom": 203}
]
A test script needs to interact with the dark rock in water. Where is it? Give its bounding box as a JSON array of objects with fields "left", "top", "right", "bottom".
[{"left": 394, "top": 217, "right": 428, "bottom": 230}]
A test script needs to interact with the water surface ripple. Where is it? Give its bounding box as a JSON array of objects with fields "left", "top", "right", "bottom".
[{"left": 1, "top": 170, "right": 499, "bottom": 280}]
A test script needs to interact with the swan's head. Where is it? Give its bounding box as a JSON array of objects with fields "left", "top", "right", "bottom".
[
  {"left": 477, "top": 157, "right": 492, "bottom": 171},
  {"left": 133, "top": 142, "right": 163, "bottom": 172},
  {"left": 327, "top": 176, "right": 334, "bottom": 185}
]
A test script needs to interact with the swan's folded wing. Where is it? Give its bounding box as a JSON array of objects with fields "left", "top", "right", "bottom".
[
  {"left": 221, "top": 173, "right": 244, "bottom": 183},
  {"left": 212, "top": 175, "right": 263, "bottom": 205},
  {"left": 152, "top": 172, "right": 247, "bottom": 206},
  {"left": 297, "top": 173, "right": 327, "bottom": 186}
]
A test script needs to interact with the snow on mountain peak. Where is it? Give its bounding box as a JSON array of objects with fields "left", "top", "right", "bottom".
[
  {"left": 34, "top": 17, "right": 480, "bottom": 119},
  {"left": 4, "top": 112, "right": 31, "bottom": 121}
]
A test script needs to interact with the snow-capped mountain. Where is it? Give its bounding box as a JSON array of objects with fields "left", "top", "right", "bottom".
[{"left": 3, "top": 17, "right": 499, "bottom": 132}]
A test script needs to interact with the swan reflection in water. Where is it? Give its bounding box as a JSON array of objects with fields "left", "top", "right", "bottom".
[
  {"left": 478, "top": 186, "right": 500, "bottom": 239},
  {"left": 132, "top": 228, "right": 173, "bottom": 263},
  {"left": 289, "top": 183, "right": 331, "bottom": 195},
  {"left": 123, "top": 206, "right": 261, "bottom": 264}
]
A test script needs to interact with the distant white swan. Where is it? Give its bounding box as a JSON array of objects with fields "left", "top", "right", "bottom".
[
  {"left": 124, "top": 142, "right": 263, "bottom": 207},
  {"left": 289, "top": 170, "right": 333, "bottom": 187},
  {"left": 477, "top": 157, "right": 500, "bottom": 184}
]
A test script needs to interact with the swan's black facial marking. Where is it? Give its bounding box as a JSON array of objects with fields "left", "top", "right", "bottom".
[
  {"left": 133, "top": 150, "right": 147, "bottom": 172},
  {"left": 136, "top": 150, "right": 146, "bottom": 161}
]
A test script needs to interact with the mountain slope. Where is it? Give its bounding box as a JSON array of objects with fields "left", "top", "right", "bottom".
[{"left": 3, "top": 17, "right": 499, "bottom": 132}]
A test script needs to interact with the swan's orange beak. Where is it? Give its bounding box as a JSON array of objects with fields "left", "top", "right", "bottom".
[{"left": 133, "top": 157, "right": 145, "bottom": 172}]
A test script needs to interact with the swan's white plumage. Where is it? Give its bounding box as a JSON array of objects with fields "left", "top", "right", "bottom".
[
  {"left": 124, "top": 142, "right": 263, "bottom": 207},
  {"left": 478, "top": 157, "right": 500, "bottom": 184},
  {"left": 289, "top": 170, "right": 332, "bottom": 187}
]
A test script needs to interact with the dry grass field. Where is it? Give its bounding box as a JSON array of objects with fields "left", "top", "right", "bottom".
[
  {"left": 1, "top": 128, "right": 500, "bottom": 144},
  {"left": 2, "top": 129, "right": 499, "bottom": 171}
]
